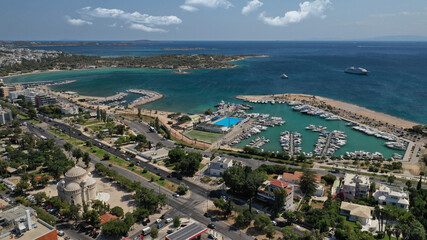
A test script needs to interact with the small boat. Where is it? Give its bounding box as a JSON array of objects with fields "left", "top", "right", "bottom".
[
  {"left": 344, "top": 66, "right": 368, "bottom": 75},
  {"left": 281, "top": 74, "right": 288, "bottom": 79}
]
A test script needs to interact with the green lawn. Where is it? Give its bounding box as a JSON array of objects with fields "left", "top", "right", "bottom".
[
  {"left": 185, "top": 130, "right": 222, "bottom": 143},
  {"left": 83, "top": 119, "right": 102, "bottom": 126}
]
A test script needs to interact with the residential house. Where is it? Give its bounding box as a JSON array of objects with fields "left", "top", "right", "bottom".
[
  {"left": 257, "top": 179, "right": 294, "bottom": 210},
  {"left": 373, "top": 184, "right": 409, "bottom": 210},
  {"left": 209, "top": 156, "right": 233, "bottom": 176},
  {"left": 342, "top": 173, "right": 370, "bottom": 200},
  {"left": 340, "top": 202, "right": 374, "bottom": 226},
  {"left": 281, "top": 171, "right": 325, "bottom": 197}
]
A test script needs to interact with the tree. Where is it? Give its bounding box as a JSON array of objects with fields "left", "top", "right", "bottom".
[
  {"left": 369, "top": 182, "right": 376, "bottom": 197},
  {"left": 417, "top": 176, "right": 422, "bottom": 190},
  {"left": 265, "top": 224, "right": 276, "bottom": 239},
  {"left": 405, "top": 180, "right": 412, "bottom": 189},
  {"left": 33, "top": 192, "right": 48, "bottom": 205},
  {"left": 72, "top": 148, "right": 83, "bottom": 163},
  {"left": 168, "top": 148, "right": 186, "bottom": 163},
  {"left": 111, "top": 206, "right": 124, "bottom": 218},
  {"left": 83, "top": 152, "right": 91, "bottom": 168},
  {"left": 177, "top": 183, "right": 189, "bottom": 195},
  {"left": 213, "top": 198, "right": 233, "bottom": 218},
  {"left": 282, "top": 210, "right": 301, "bottom": 225},
  {"left": 102, "top": 220, "right": 129, "bottom": 237},
  {"left": 300, "top": 168, "right": 317, "bottom": 196},
  {"left": 254, "top": 214, "right": 270, "bottom": 231},
  {"left": 388, "top": 175, "right": 396, "bottom": 184},
  {"left": 173, "top": 216, "right": 181, "bottom": 227},
  {"left": 124, "top": 212, "right": 135, "bottom": 228},
  {"left": 322, "top": 174, "right": 336, "bottom": 185},
  {"left": 176, "top": 152, "right": 202, "bottom": 176},
  {"left": 28, "top": 107, "right": 37, "bottom": 119},
  {"left": 408, "top": 220, "right": 426, "bottom": 240},
  {"left": 133, "top": 207, "right": 149, "bottom": 222},
  {"left": 63, "top": 142, "right": 73, "bottom": 154},
  {"left": 282, "top": 226, "right": 297, "bottom": 240},
  {"left": 83, "top": 210, "right": 100, "bottom": 226},
  {"left": 385, "top": 224, "right": 393, "bottom": 240},
  {"left": 204, "top": 109, "right": 213, "bottom": 115},
  {"left": 150, "top": 227, "right": 158, "bottom": 239},
  {"left": 103, "top": 153, "right": 110, "bottom": 160},
  {"left": 234, "top": 208, "right": 254, "bottom": 228},
  {"left": 272, "top": 188, "right": 287, "bottom": 216},
  {"left": 137, "top": 108, "right": 142, "bottom": 119}
]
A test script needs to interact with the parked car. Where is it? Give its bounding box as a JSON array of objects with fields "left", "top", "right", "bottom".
[
  {"left": 204, "top": 213, "right": 212, "bottom": 218},
  {"left": 172, "top": 193, "right": 180, "bottom": 198},
  {"left": 207, "top": 223, "right": 216, "bottom": 229},
  {"left": 155, "top": 219, "right": 162, "bottom": 223},
  {"left": 157, "top": 223, "right": 164, "bottom": 229},
  {"left": 166, "top": 218, "right": 173, "bottom": 223}
]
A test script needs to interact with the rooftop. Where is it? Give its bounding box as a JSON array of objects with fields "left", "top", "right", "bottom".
[
  {"left": 340, "top": 202, "right": 373, "bottom": 219},
  {"left": 6, "top": 220, "right": 57, "bottom": 240},
  {"left": 165, "top": 223, "right": 207, "bottom": 240},
  {"left": 282, "top": 171, "right": 322, "bottom": 183},
  {"left": 99, "top": 213, "right": 119, "bottom": 225},
  {"left": 0, "top": 206, "right": 35, "bottom": 222},
  {"left": 343, "top": 173, "right": 370, "bottom": 186}
]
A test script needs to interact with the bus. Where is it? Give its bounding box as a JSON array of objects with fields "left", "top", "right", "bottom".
[{"left": 142, "top": 227, "right": 151, "bottom": 236}]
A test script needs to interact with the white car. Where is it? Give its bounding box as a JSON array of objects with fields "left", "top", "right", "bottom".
[
  {"left": 166, "top": 218, "right": 173, "bottom": 223},
  {"left": 156, "top": 219, "right": 162, "bottom": 223}
]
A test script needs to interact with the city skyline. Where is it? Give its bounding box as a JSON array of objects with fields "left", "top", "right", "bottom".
[{"left": 1, "top": 0, "right": 427, "bottom": 41}]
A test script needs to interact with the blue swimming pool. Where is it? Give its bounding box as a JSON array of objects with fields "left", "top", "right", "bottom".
[{"left": 213, "top": 117, "right": 244, "bottom": 128}]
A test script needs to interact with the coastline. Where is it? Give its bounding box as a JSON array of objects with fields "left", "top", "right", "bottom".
[{"left": 236, "top": 93, "right": 420, "bottom": 130}]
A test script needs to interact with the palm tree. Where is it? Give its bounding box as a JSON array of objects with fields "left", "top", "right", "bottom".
[
  {"left": 373, "top": 206, "right": 382, "bottom": 232},
  {"left": 385, "top": 224, "right": 393, "bottom": 240},
  {"left": 393, "top": 224, "right": 402, "bottom": 240}
]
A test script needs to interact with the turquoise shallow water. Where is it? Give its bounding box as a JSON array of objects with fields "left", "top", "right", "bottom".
[{"left": 5, "top": 41, "right": 425, "bottom": 157}]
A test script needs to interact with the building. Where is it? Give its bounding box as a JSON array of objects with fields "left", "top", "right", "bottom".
[
  {"left": 165, "top": 223, "right": 207, "bottom": 240},
  {"left": 35, "top": 95, "right": 56, "bottom": 107},
  {"left": 0, "top": 85, "right": 23, "bottom": 99},
  {"left": 196, "top": 123, "right": 228, "bottom": 133},
  {"left": 99, "top": 213, "right": 119, "bottom": 226},
  {"left": 257, "top": 179, "right": 294, "bottom": 210},
  {"left": 373, "top": 185, "right": 409, "bottom": 210},
  {"left": 340, "top": 202, "right": 374, "bottom": 226},
  {"left": 189, "top": 114, "right": 201, "bottom": 122},
  {"left": 60, "top": 105, "right": 79, "bottom": 115},
  {"left": 281, "top": 171, "right": 325, "bottom": 197},
  {"left": 342, "top": 173, "right": 370, "bottom": 200},
  {"left": 57, "top": 166, "right": 98, "bottom": 205},
  {"left": 0, "top": 205, "right": 57, "bottom": 240},
  {"left": 8, "top": 91, "right": 25, "bottom": 102},
  {"left": 0, "top": 106, "right": 13, "bottom": 124},
  {"left": 138, "top": 148, "right": 169, "bottom": 161},
  {"left": 209, "top": 156, "right": 233, "bottom": 176}
]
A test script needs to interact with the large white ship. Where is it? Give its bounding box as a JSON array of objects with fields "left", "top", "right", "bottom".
[{"left": 344, "top": 66, "right": 369, "bottom": 75}]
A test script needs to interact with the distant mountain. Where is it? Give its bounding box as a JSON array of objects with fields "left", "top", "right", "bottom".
[{"left": 359, "top": 35, "right": 427, "bottom": 42}]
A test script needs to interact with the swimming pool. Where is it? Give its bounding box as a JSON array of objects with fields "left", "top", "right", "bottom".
[{"left": 213, "top": 117, "right": 244, "bottom": 128}]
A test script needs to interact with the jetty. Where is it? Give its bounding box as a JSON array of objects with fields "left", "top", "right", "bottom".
[
  {"left": 92, "top": 92, "right": 128, "bottom": 103},
  {"left": 321, "top": 133, "right": 333, "bottom": 157},
  {"left": 127, "top": 89, "right": 164, "bottom": 107}
]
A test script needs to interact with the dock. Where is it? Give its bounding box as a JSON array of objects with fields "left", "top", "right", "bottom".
[
  {"left": 321, "top": 133, "right": 333, "bottom": 157},
  {"left": 127, "top": 89, "right": 164, "bottom": 107},
  {"left": 289, "top": 133, "right": 294, "bottom": 155}
]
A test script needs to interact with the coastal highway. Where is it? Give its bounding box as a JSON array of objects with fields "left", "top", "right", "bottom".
[{"left": 29, "top": 116, "right": 254, "bottom": 240}]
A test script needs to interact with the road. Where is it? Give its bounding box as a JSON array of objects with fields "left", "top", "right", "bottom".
[{"left": 26, "top": 117, "right": 254, "bottom": 240}]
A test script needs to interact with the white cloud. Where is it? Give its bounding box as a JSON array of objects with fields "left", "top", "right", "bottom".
[
  {"left": 180, "top": 5, "right": 199, "bottom": 12},
  {"left": 79, "top": 7, "right": 182, "bottom": 25},
  {"left": 65, "top": 16, "right": 93, "bottom": 26},
  {"left": 69, "top": 6, "right": 182, "bottom": 32},
  {"left": 259, "top": 0, "right": 331, "bottom": 26},
  {"left": 242, "top": 0, "right": 263, "bottom": 15},
  {"left": 182, "top": 0, "right": 233, "bottom": 10},
  {"left": 129, "top": 23, "right": 166, "bottom": 32}
]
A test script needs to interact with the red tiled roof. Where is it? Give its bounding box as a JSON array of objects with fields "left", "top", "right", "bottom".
[
  {"left": 99, "top": 213, "right": 119, "bottom": 225},
  {"left": 270, "top": 179, "right": 290, "bottom": 189},
  {"left": 282, "top": 171, "right": 322, "bottom": 183}
]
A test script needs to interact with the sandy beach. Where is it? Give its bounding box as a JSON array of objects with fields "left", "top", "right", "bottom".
[{"left": 236, "top": 93, "right": 420, "bottom": 130}]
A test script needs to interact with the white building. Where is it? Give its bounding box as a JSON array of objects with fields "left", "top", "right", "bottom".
[
  {"left": 57, "top": 166, "right": 97, "bottom": 206},
  {"left": 373, "top": 184, "right": 409, "bottom": 210},
  {"left": 342, "top": 173, "right": 370, "bottom": 200},
  {"left": 340, "top": 202, "right": 374, "bottom": 226},
  {"left": 60, "top": 105, "right": 79, "bottom": 115},
  {"left": 139, "top": 148, "right": 169, "bottom": 161},
  {"left": 209, "top": 156, "right": 233, "bottom": 176},
  {"left": 0, "top": 106, "right": 13, "bottom": 124},
  {"left": 257, "top": 179, "right": 294, "bottom": 210}
]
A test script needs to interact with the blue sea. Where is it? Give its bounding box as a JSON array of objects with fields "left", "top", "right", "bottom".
[{"left": 5, "top": 41, "right": 427, "bottom": 157}]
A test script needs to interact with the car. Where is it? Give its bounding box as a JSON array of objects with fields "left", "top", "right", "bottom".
[
  {"left": 208, "top": 234, "right": 216, "bottom": 239},
  {"left": 172, "top": 193, "right": 180, "bottom": 198},
  {"left": 207, "top": 223, "right": 216, "bottom": 229},
  {"left": 157, "top": 223, "right": 164, "bottom": 229},
  {"left": 155, "top": 219, "right": 162, "bottom": 223},
  {"left": 109, "top": 163, "right": 113, "bottom": 167},
  {"left": 167, "top": 174, "right": 171, "bottom": 178},
  {"left": 167, "top": 230, "right": 174, "bottom": 234},
  {"left": 57, "top": 230, "right": 65, "bottom": 236},
  {"left": 204, "top": 213, "right": 212, "bottom": 218},
  {"left": 65, "top": 237, "right": 71, "bottom": 240},
  {"left": 255, "top": 210, "right": 260, "bottom": 214},
  {"left": 177, "top": 175, "right": 183, "bottom": 180},
  {"left": 272, "top": 221, "right": 277, "bottom": 226},
  {"left": 165, "top": 218, "right": 173, "bottom": 223}
]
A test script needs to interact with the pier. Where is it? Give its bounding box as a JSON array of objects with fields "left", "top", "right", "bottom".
[
  {"left": 127, "top": 89, "right": 164, "bottom": 107},
  {"left": 92, "top": 92, "right": 128, "bottom": 103},
  {"left": 289, "top": 133, "right": 294, "bottom": 155},
  {"left": 321, "top": 133, "right": 333, "bottom": 157}
]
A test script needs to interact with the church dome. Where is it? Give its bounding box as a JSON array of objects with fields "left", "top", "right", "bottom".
[
  {"left": 65, "top": 166, "right": 87, "bottom": 178},
  {"left": 82, "top": 177, "right": 96, "bottom": 187},
  {"left": 64, "top": 182, "right": 81, "bottom": 192}
]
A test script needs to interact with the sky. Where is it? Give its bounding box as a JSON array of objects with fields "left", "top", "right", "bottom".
[{"left": 1, "top": 0, "right": 427, "bottom": 41}]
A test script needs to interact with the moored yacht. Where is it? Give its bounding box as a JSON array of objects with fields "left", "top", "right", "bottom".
[{"left": 344, "top": 66, "right": 369, "bottom": 75}]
